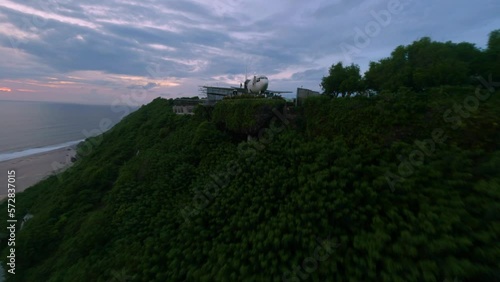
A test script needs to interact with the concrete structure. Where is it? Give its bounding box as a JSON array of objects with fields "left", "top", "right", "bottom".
[
  {"left": 296, "top": 87, "right": 320, "bottom": 106},
  {"left": 172, "top": 99, "right": 200, "bottom": 115},
  {"left": 201, "top": 86, "right": 242, "bottom": 104},
  {"left": 173, "top": 105, "right": 196, "bottom": 115},
  {"left": 200, "top": 85, "right": 292, "bottom": 105}
]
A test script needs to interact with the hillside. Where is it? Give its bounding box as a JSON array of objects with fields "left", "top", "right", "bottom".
[{"left": 1, "top": 89, "right": 499, "bottom": 281}]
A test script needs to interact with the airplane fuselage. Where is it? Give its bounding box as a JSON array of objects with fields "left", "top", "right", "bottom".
[{"left": 244, "top": 75, "right": 269, "bottom": 94}]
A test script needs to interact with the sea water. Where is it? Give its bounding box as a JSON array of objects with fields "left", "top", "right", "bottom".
[{"left": 0, "top": 100, "right": 134, "bottom": 162}]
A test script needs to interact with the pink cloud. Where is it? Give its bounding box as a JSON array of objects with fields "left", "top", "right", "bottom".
[{"left": 16, "top": 88, "right": 36, "bottom": 92}]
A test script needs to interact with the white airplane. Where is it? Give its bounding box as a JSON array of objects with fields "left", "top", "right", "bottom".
[
  {"left": 233, "top": 74, "right": 291, "bottom": 96},
  {"left": 244, "top": 75, "right": 269, "bottom": 94}
]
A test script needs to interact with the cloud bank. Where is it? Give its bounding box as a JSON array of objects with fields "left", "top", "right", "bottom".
[{"left": 0, "top": 0, "right": 498, "bottom": 104}]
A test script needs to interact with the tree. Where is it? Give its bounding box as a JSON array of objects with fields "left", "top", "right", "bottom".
[
  {"left": 321, "top": 62, "right": 364, "bottom": 98},
  {"left": 487, "top": 29, "right": 500, "bottom": 53},
  {"left": 364, "top": 37, "right": 483, "bottom": 92},
  {"left": 365, "top": 45, "right": 412, "bottom": 92},
  {"left": 485, "top": 29, "right": 500, "bottom": 79}
]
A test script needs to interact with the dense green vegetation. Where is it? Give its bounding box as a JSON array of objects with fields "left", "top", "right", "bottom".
[
  {"left": 212, "top": 98, "right": 286, "bottom": 135},
  {"left": 322, "top": 29, "right": 500, "bottom": 96},
  {"left": 0, "top": 33, "right": 499, "bottom": 281}
]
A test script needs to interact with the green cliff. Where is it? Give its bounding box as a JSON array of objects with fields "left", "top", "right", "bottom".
[{"left": 1, "top": 88, "right": 499, "bottom": 281}]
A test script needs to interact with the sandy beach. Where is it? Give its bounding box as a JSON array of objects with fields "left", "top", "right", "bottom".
[{"left": 0, "top": 147, "right": 76, "bottom": 201}]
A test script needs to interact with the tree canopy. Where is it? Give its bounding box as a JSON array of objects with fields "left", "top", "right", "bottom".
[
  {"left": 322, "top": 29, "right": 498, "bottom": 95},
  {"left": 321, "top": 62, "right": 364, "bottom": 97},
  {"left": 485, "top": 29, "right": 500, "bottom": 79}
]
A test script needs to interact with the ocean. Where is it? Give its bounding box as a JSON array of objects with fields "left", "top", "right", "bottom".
[{"left": 0, "top": 100, "right": 136, "bottom": 162}]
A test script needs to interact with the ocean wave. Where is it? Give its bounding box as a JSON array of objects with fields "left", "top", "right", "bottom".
[{"left": 0, "top": 139, "right": 84, "bottom": 162}]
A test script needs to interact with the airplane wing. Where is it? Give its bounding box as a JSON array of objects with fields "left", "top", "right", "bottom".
[
  {"left": 265, "top": 90, "right": 293, "bottom": 94},
  {"left": 230, "top": 87, "right": 244, "bottom": 89}
]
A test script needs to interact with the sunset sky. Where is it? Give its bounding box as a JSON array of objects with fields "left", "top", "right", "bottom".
[{"left": 0, "top": 0, "right": 499, "bottom": 105}]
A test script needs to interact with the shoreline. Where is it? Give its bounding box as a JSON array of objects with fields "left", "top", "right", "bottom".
[
  {"left": 0, "top": 139, "right": 83, "bottom": 163},
  {"left": 0, "top": 146, "right": 77, "bottom": 201}
]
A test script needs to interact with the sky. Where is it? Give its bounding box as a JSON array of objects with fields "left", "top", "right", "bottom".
[{"left": 0, "top": 0, "right": 498, "bottom": 105}]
